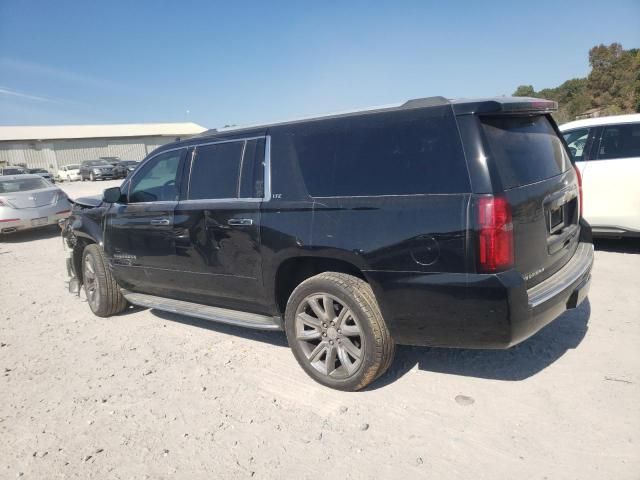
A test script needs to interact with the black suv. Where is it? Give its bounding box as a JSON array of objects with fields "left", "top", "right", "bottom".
[
  {"left": 79, "top": 159, "right": 115, "bottom": 181},
  {"left": 112, "top": 160, "right": 140, "bottom": 179},
  {"left": 62, "top": 96, "right": 594, "bottom": 391}
]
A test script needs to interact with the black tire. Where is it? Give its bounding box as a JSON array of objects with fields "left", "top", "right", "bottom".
[
  {"left": 89, "top": 172, "right": 95, "bottom": 181},
  {"left": 82, "top": 244, "right": 127, "bottom": 317},
  {"left": 285, "top": 272, "right": 395, "bottom": 391}
]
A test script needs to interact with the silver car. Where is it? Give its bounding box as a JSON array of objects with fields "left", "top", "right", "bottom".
[{"left": 0, "top": 174, "right": 71, "bottom": 234}]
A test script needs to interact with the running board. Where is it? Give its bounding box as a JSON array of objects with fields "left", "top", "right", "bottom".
[{"left": 122, "top": 291, "right": 282, "bottom": 331}]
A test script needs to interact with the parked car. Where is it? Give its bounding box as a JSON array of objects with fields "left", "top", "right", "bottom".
[
  {"left": 0, "top": 174, "right": 71, "bottom": 234},
  {"left": 0, "top": 166, "right": 27, "bottom": 176},
  {"left": 100, "top": 157, "right": 121, "bottom": 167},
  {"left": 57, "top": 164, "right": 81, "bottom": 182},
  {"left": 560, "top": 113, "right": 640, "bottom": 238},
  {"left": 112, "top": 160, "right": 140, "bottom": 179},
  {"left": 61, "top": 96, "right": 593, "bottom": 390},
  {"left": 79, "top": 159, "right": 115, "bottom": 181},
  {"left": 28, "top": 168, "right": 55, "bottom": 183}
]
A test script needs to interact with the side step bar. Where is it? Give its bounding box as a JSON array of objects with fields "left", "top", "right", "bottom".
[{"left": 122, "top": 291, "right": 282, "bottom": 331}]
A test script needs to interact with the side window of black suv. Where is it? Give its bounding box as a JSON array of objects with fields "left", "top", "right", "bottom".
[
  {"left": 292, "top": 108, "right": 469, "bottom": 197},
  {"left": 129, "top": 150, "right": 183, "bottom": 203},
  {"left": 188, "top": 138, "right": 266, "bottom": 200}
]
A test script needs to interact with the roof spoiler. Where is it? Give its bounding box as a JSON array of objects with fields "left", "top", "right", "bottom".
[{"left": 452, "top": 97, "right": 558, "bottom": 115}]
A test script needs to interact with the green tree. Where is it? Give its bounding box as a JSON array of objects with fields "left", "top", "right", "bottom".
[
  {"left": 512, "top": 42, "right": 640, "bottom": 121},
  {"left": 513, "top": 85, "right": 535, "bottom": 97}
]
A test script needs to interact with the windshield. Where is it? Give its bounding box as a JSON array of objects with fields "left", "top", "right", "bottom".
[
  {"left": 86, "top": 160, "right": 110, "bottom": 166},
  {"left": 67, "top": 164, "right": 79, "bottom": 169},
  {"left": 0, "top": 177, "right": 50, "bottom": 193},
  {"left": 29, "top": 169, "right": 48, "bottom": 173},
  {"left": 480, "top": 115, "right": 571, "bottom": 189}
]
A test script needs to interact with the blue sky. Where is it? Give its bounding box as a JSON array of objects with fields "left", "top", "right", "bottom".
[{"left": 0, "top": 0, "right": 638, "bottom": 128}]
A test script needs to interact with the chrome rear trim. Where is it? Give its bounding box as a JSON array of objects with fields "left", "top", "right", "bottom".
[{"left": 527, "top": 242, "right": 594, "bottom": 308}]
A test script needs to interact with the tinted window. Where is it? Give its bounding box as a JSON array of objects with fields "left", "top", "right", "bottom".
[
  {"left": 129, "top": 150, "right": 183, "bottom": 203},
  {"left": 189, "top": 141, "right": 244, "bottom": 199},
  {"left": 481, "top": 115, "right": 571, "bottom": 189},
  {"left": 83, "top": 160, "right": 110, "bottom": 167},
  {"left": 563, "top": 128, "right": 590, "bottom": 162},
  {"left": 239, "top": 138, "right": 265, "bottom": 198},
  {"left": 2, "top": 168, "right": 25, "bottom": 175},
  {"left": 597, "top": 123, "right": 640, "bottom": 160},
  {"left": 0, "top": 177, "right": 49, "bottom": 193},
  {"left": 293, "top": 107, "right": 469, "bottom": 197}
]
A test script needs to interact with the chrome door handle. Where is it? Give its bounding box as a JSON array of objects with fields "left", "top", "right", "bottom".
[
  {"left": 150, "top": 218, "right": 170, "bottom": 226},
  {"left": 227, "top": 218, "right": 253, "bottom": 226}
]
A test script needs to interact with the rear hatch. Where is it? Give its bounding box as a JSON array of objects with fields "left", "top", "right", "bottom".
[{"left": 480, "top": 114, "right": 580, "bottom": 288}]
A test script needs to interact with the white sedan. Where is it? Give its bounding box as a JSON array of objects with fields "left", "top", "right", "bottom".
[
  {"left": 56, "top": 164, "right": 81, "bottom": 182},
  {"left": 560, "top": 113, "right": 640, "bottom": 238}
]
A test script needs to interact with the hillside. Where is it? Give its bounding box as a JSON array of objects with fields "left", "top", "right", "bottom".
[{"left": 513, "top": 43, "right": 640, "bottom": 123}]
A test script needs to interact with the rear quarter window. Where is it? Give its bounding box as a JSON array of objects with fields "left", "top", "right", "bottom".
[
  {"left": 481, "top": 115, "right": 571, "bottom": 189},
  {"left": 291, "top": 106, "right": 470, "bottom": 197}
]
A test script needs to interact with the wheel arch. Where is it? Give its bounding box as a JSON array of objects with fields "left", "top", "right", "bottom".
[
  {"left": 67, "top": 216, "right": 104, "bottom": 285},
  {"left": 272, "top": 253, "right": 370, "bottom": 316}
]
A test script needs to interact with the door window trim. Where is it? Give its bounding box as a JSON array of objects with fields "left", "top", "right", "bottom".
[
  {"left": 124, "top": 135, "right": 271, "bottom": 205},
  {"left": 184, "top": 135, "right": 271, "bottom": 204}
]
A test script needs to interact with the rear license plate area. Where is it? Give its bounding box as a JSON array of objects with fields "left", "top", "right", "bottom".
[
  {"left": 31, "top": 217, "right": 48, "bottom": 227},
  {"left": 548, "top": 206, "right": 565, "bottom": 234}
]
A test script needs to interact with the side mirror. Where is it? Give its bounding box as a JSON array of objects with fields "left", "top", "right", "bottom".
[{"left": 103, "top": 186, "right": 122, "bottom": 204}]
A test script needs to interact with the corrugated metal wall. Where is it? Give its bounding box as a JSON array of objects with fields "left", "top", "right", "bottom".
[{"left": 0, "top": 136, "right": 177, "bottom": 170}]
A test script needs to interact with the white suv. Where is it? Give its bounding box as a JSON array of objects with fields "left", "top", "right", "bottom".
[{"left": 561, "top": 114, "right": 640, "bottom": 238}]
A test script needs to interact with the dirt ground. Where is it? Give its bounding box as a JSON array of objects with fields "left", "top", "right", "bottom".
[{"left": 1, "top": 179, "right": 638, "bottom": 479}]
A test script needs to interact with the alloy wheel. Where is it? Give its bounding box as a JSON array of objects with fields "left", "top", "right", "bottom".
[
  {"left": 294, "top": 293, "right": 363, "bottom": 379},
  {"left": 83, "top": 254, "right": 99, "bottom": 310}
]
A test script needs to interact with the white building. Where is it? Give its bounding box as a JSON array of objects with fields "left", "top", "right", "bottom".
[{"left": 0, "top": 122, "right": 207, "bottom": 171}]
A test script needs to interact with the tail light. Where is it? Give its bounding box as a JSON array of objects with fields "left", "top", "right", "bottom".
[
  {"left": 574, "top": 164, "right": 583, "bottom": 217},
  {"left": 477, "top": 196, "right": 514, "bottom": 273},
  {"left": 0, "top": 197, "right": 13, "bottom": 208}
]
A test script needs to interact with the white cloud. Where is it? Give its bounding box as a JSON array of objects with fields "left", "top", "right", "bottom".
[
  {"left": 0, "top": 86, "right": 63, "bottom": 104},
  {"left": 0, "top": 57, "right": 135, "bottom": 93}
]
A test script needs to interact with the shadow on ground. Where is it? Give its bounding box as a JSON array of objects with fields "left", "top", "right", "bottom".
[
  {"left": 369, "top": 299, "right": 591, "bottom": 389},
  {"left": 0, "top": 225, "right": 61, "bottom": 244},
  {"left": 594, "top": 238, "right": 640, "bottom": 254},
  {"left": 147, "top": 297, "right": 590, "bottom": 388}
]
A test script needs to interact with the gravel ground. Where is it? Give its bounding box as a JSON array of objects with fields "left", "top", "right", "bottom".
[{"left": 0, "top": 179, "right": 638, "bottom": 479}]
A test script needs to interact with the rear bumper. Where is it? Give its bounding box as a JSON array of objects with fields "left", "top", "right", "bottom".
[
  {"left": 0, "top": 206, "right": 71, "bottom": 234},
  {"left": 510, "top": 242, "right": 592, "bottom": 346},
  {"left": 367, "top": 241, "right": 594, "bottom": 348}
]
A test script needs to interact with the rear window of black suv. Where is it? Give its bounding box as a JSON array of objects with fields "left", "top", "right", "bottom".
[
  {"left": 481, "top": 115, "right": 571, "bottom": 190},
  {"left": 292, "top": 107, "right": 470, "bottom": 197}
]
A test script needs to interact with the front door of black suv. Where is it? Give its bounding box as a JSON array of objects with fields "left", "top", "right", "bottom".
[
  {"left": 172, "top": 137, "right": 266, "bottom": 311},
  {"left": 105, "top": 148, "right": 187, "bottom": 295}
]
